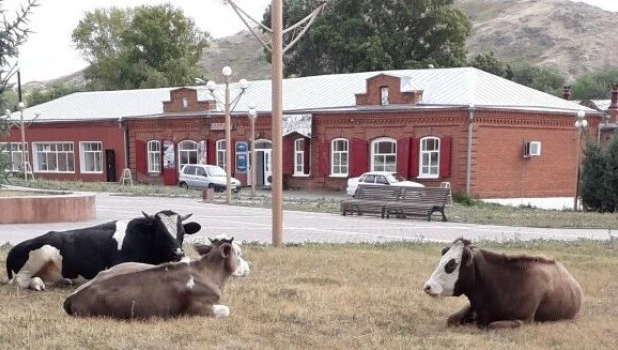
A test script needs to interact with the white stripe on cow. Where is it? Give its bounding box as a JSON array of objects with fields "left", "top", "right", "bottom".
[
  {"left": 158, "top": 213, "right": 179, "bottom": 241},
  {"left": 14, "top": 244, "right": 62, "bottom": 291},
  {"left": 186, "top": 275, "right": 195, "bottom": 289},
  {"left": 112, "top": 220, "right": 130, "bottom": 251}
]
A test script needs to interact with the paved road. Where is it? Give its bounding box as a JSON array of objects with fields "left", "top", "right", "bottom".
[{"left": 0, "top": 192, "right": 614, "bottom": 245}]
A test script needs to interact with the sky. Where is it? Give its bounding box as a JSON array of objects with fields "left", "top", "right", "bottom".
[{"left": 3, "top": 0, "right": 618, "bottom": 84}]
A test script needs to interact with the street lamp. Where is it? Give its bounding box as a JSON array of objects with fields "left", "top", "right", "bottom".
[
  {"left": 247, "top": 106, "right": 258, "bottom": 197},
  {"left": 573, "top": 109, "right": 587, "bottom": 211},
  {"left": 206, "top": 66, "right": 249, "bottom": 204}
]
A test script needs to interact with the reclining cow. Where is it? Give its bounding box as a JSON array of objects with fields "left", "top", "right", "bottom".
[
  {"left": 63, "top": 236, "right": 239, "bottom": 319},
  {"left": 5, "top": 210, "right": 201, "bottom": 291},
  {"left": 423, "top": 238, "right": 583, "bottom": 329}
]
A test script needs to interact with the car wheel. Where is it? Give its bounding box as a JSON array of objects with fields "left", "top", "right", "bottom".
[
  {"left": 233, "top": 187, "right": 241, "bottom": 194},
  {"left": 208, "top": 183, "right": 218, "bottom": 192},
  {"left": 179, "top": 182, "right": 189, "bottom": 189}
]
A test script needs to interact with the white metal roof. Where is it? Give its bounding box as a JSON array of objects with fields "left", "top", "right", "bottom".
[{"left": 8, "top": 67, "right": 595, "bottom": 123}]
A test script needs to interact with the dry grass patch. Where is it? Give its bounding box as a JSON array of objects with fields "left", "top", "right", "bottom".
[{"left": 1, "top": 241, "right": 618, "bottom": 349}]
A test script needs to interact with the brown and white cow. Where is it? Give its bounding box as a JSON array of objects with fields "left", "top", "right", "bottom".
[
  {"left": 63, "top": 237, "right": 239, "bottom": 320},
  {"left": 423, "top": 238, "right": 584, "bottom": 329}
]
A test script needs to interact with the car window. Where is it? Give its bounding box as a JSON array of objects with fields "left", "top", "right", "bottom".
[
  {"left": 196, "top": 167, "right": 206, "bottom": 176},
  {"left": 363, "top": 175, "right": 376, "bottom": 183},
  {"left": 183, "top": 166, "right": 194, "bottom": 175},
  {"left": 375, "top": 175, "right": 388, "bottom": 184},
  {"left": 207, "top": 166, "right": 227, "bottom": 177},
  {"left": 388, "top": 173, "right": 404, "bottom": 182}
]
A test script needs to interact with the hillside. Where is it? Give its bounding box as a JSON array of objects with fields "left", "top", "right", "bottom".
[{"left": 35, "top": 0, "right": 618, "bottom": 88}]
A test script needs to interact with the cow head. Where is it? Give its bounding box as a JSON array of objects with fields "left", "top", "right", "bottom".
[
  {"left": 193, "top": 236, "right": 238, "bottom": 275},
  {"left": 210, "top": 235, "right": 250, "bottom": 277},
  {"left": 423, "top": 238, "right": 475, "bottom": 297},
  {"left": 142, "top": 210, "right": 201, "bottom": 262}
]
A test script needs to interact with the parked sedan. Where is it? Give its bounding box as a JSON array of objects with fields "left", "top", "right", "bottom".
[
  {"left": 178, "top": 164, "right": 241, "bottom": 193},
  {"left": 346, "top": 171, "right": 424, "bottom": 196}
]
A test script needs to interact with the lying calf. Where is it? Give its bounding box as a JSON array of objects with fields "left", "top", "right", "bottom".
[
  {"left": 64, "top": 237, "right": 239, "bottom": 319},
  {"left": 423, "top": 238, "right": 583, "bottom": 329}
]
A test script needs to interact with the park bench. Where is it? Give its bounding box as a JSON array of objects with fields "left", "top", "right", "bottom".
[
  {"left": 383, "top": 186, "right": 449, "bottom": 222},
  {"left": 340, "top": 185, "right": 402, "bottom": 217}
]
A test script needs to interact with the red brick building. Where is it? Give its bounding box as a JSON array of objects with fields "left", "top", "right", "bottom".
[{"left": 3, "top": 68, "right": 599, "bottom": 198}]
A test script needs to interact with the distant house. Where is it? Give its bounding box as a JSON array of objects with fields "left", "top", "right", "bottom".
[{"left": 3, "top": 67, "right": 599, "bottom": 198}]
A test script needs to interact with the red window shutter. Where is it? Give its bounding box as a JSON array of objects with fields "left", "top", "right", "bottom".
[
  {"left": 397, "top": 137, "right": 410, "bottom": 176},
  {"left": 319, "top": 138, "right": 330, "bottom": 176},
  {"left": 439, "top": 136, "right": 452, "bottom": 178},
  {"left": 135, "top": 139, "right": 147, "bottom": 174},
  {"left": 303, "top": 137, "right": 310, "bottom": 175},
  {"left": 350, "top": 137, "right": 368, "bottom": 177},
  {"left": 282, "top": 136, "right": 294, "bottom": 176},
  {"left": 207, "top": 139, "right": 216, "bottom": 165},
  {"left": 409, "top": 138, "right": 419, "bottom": 179}
]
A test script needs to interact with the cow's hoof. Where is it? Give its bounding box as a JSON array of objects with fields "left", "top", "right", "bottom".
[
  {"left": 30, "top": 277, "right": 46, "bottom": 291},
  {"left": 58, "top": 278, "right": 74, "bottom": 286},
  {"left": 212, "top": 304, "right": 230, "bottom": 318}
]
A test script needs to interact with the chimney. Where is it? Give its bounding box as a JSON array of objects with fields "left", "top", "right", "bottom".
[
  {"left": 562, "top": 86, "right": 571, "bottom": 100},
  {"left": 610, "top": 83, "right": 618, "bottom": 123}
]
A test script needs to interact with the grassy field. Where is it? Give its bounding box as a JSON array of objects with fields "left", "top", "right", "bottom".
[
  {"left": 1, "top": 241, "right": 618, "bottom": 350},
  {"left": 4, "top": 178, "right": 618, "bottom": 230}
]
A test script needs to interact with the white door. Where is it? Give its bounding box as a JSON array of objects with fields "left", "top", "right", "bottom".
[{"left": 263, "top": 150, "right": 272, "bottom": 186}]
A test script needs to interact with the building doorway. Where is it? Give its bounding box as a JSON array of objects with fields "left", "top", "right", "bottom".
[{"left": 253, "top": 139, "right": 272, "bottom": 187}]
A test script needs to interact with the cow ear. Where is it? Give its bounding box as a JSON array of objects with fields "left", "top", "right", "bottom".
[
  {"left": 193, "top": 243, "right": 213, "bottom": 256},
  {"left": 463, "top": 246, "right": 475, "bottom": 267},
  {"left": 220, "top": 243, "right": 233, "bottom": 259},
  {"left": 183, "top": 222, "right": 201, "bottom": 235}
]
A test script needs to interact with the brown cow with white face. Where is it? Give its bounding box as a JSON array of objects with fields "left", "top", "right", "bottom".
[
  {"left": 423, "top": 238, "right": 584, "bottom": 329},
  {"left": 63, "top": 237, "right": 239, "bottom": 320}
]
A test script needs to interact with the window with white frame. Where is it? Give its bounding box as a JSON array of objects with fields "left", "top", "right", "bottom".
[
  {"left": 419, "top": 136, "right": 440, "bottom": 178},
  {"left": 216, "top": 139, "right": 226, "bottom": 169},
  {"left": 371, "top": 137, "right": 396, "bottom": 172},
  {"left": 331, "top": 138, "right": 348, "bottom": 176},
  {"left": 294, "top": 138, "right": 305, "bottom": 175},
  {"left": 178, "top": 140, "right": 198, "bottom": 170},
  {"left": 147, "top": 140, "right": 161, "bottom": 173},
  {"left": 33, "top": 142, "right": 75, "bottom": 173},
  {"left": 380, "top": 86, "right": 389, "bottom": 106},
  {"left": 79, "top": 142, "right": 103, "bottom": 173},
  {"left": 0, "top": 142, "right": 28, "bottom": 172}
]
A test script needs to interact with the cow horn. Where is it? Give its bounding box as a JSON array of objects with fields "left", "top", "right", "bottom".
[
  {"left": 180, "top": 213, "right": 193, "bottom": 221},
  {"left": 142, "top": 211, "right": 152, "bottom": 219},
  {"left": 208, "top": 237, "right": 215, "bottom": 243}
]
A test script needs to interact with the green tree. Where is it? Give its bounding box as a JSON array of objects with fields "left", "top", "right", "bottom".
[
  {"left": 72, "top": 3, "right": 210, "bottom": 90},
  {"left": 580, "top": 140, "right": 613, "bottom": 212},
  {"left": 24, "top": 84, "right": 83, "bottom": 108},
  {"left": 1, "top": 0, "right": 38, "bottom": 184},
  {"left": 468, "top": 51, "right": 510, "bottom": 78},
  {"left": 571, "top": 67, "right": 618, "bottom": 100},
  {"left": 262, "top": 0, "right": 471, "bottom": 77},
  {"left": 510, "top": 63, "right": 565, "bottom": 96}
]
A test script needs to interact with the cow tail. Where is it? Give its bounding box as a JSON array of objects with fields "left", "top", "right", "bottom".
[{"left": 5, "top": 257, "right": 13, "bottom": 284}]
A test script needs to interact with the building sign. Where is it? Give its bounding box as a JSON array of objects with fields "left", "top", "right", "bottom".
[
  {"left": 163, "top": 140, "right": 175, "bottom": 169},
  {"left": 235, "top": 141, "right": 248, "bottom": 173},
  {"left": 210, "top": 123, "right": 225, "bottom": 131}
]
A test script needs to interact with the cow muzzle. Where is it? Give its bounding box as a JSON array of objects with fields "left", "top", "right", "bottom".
[
  {"left": 423, "top": 281, "right": 443, "bottom": 297},
  {"left": 173, "top": 248, "right": 185, "bottom": 260}
]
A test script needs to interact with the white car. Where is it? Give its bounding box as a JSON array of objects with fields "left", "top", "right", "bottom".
[
  {"left": 178, "top": 164, "right": 241, "bottom": 193},
  {"left": 346, "top": 171, "right": 424, "bottom": 196}
]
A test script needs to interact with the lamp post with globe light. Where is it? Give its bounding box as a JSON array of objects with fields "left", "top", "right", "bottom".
[
  {"left": 573, "top": 110, "right": 587, "bottom": 211},
  {"left": 206, "top": 66, "right": 249, "bottom": 204}
]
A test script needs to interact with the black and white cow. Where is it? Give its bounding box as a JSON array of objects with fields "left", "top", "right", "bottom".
[{"left": 5, "top": 210, "right": 201, "bottom": 291}]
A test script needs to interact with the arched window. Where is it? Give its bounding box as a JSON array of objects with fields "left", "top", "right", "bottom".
[
  {"left": 419, "top": 136, "right": 440, "bottom": 179},
  {"left": 216, "top": 139, "right": 226, "bottom": 169},
  {"left": 330, "top": 138, "right": 348, "bottom": 176},
  {"left": 371, "top": 137, "right": 396, "bottom": 172},
  {"left": 178, "top": 140, "right": 198, "bottom": 170},
  {"left": 147, "top": 140, "right": 161, "bottom": 173}
]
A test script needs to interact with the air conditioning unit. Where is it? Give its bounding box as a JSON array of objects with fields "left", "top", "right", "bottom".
[{"left": 524, "top": 141, "right": 541, "bottom": 158}]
